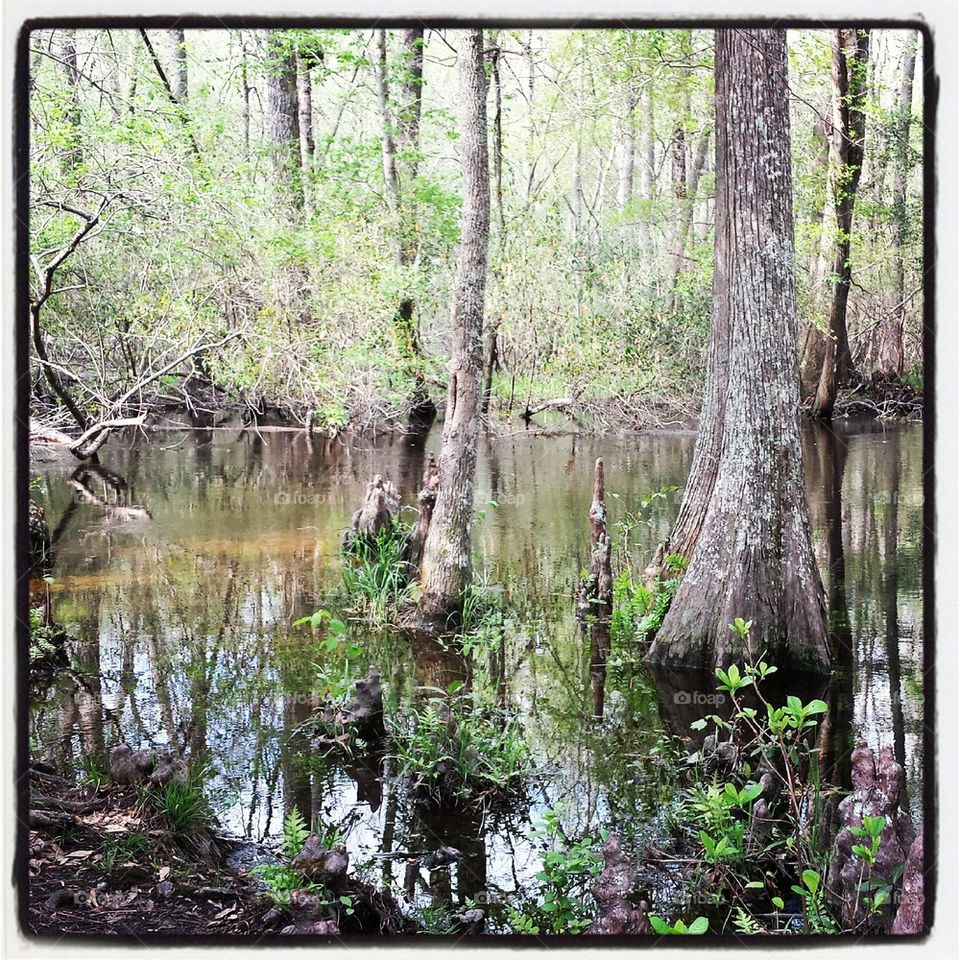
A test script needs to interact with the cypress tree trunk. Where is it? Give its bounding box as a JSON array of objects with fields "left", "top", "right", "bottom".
[
  {"left": 404, "top": 29, "right": 489, "bottom": 634},
  {"left": 811, "top": 29, "right": 869, "bottom": 417},
  {"left": 648, "top": 28, "right": 830, "bottom": 674},
  {"left": 878, "top": 31, "right": 917, "bottom": 378},
  {"left": 264, "top": 31, "right": 302, "bottom": 211}
]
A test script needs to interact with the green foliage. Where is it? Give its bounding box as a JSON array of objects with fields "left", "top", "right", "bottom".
[
  {"left": 252, "top": 809, "right": 354, "bottom": 916},
  {"left": 280, "top": 808, "right": 311, "bottom": 859},
  {"left": 611, "top": 570, "right": 680, "bottom": 646},
  {"left": 388, "top": 695, "right": 531, "bottom": 806},
  {"left": 507, "top": 810, "right": 606, "bottom": 935},
  {"left": 139, "top": 761, "right": 213, "bottom": 836},
  {"left": 649, "top": 914, "right": 709, "bottom": 935},
  {"left": 101, "top": 831, "right": 151, "bottom": 871},
  {"left": 341, "top": 518, "right": 414, "bottom": 622}
]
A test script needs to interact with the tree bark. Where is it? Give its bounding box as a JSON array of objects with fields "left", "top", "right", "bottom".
[
  {"left": 670, "top": 128, "right": 711, "bottom": 295},
  {"left": 375, "top": 29, "right": 435, "bottom": 422},
  {"left": 811, "top": 29, "right": 869, "bottom": 417},
  {"left": 404, "top": 30, "right": 490, "bottom": 634},
  {"left": 877, "top": 30, "right": 917, "bottom": 378},
  {"left": 296, "top": 50, "right": 315, "bottom": 177},
  {"left": 169, "top": 28, "right": 188, "bottom": 103},
  {"left": 640, "top": 86, "right": 655, "bottom": 262},
  {"left": 617, "top": 89, "right": 636, "bottom": 210},
  {"left": 60, "top": 29, "right": 82, "bottom": 172},
  {"left": 648, "top": 28, "right": 830, "bottom": 674},
  {"left": 264, "top": 30, "right": 303, "bottom": 211}
]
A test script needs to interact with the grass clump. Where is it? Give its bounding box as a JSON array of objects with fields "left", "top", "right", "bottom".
[
  {"left": 341, "top": 517, "right": 415, "bottom": 623},
  {"left": 388, "top": 694, "right": 531, "bottom": 808}
]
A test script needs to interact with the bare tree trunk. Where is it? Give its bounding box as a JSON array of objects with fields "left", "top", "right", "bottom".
[
  {"left": 812, "top": 29, "right": 869, "bottom": 418},
  {"left": 482, "top": 32, "right": 504, "bottom": 418},
  {"left": 523, "top": 32, "right": 536, "bottom": 202},
  {"left": 640, "top": 86, "right": 655, "bottom": 263},
  {"left": 60, "top": 29, "right": 82, "bottom": 171},
  {"left": 375, "top": 28, "right": 435, "bottom": 421},
  {"left": 405, "top": 29, "right": 490, "bottom": 634},
  {"left": 617, "top": 88, "right": 636, "bottom": 210},
  {"left": 240, "top": 32, "right": 251, "bottom": 154},
  {"left": 670, "top": 128, "right": 711, "bottom": 295},
  {"left": 649, "top": 29, "right": 830, "bottom": 674},
  {"left": 374, "top": 30, "right": 401, "bottom": 217},
  {"left": 489, "top": 32, "right": 505, "bottom": 237},
  {"left": 169, "top": 28, "right": 188, "bottom": 102},
  {"left": 878, "top": 30, "right": 917, "bottom": 378},
  {"left": 296, "top": 50, "right": 315, "bottom": 175},
  {"left": 264, "top": 30, "right": 303, "bottom": 211}
]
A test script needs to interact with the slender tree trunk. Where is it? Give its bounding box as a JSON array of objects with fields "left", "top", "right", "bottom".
[
  {"left": 878, "top": 31, "right": 917, "bottom": 378},
  {"left": 648, "top": 28, "right": 830, "bottom": 674},
  {"left": 169, "top": 28, "right": 188, "bottom": 102},
  {"left": 60, "top": 29, "right": 82, "bottom": 171},
  {"left": 523, "top": 32, "right": 536, "bottom": 202},
  {"left": 264, "top": 30, "right": 303, "bottom": 212},
  {"left": 640, "top": 86, "right": 655, "bottom": 263},
  {"left": 670, "top": 128, "right": 711, "bottom": 295},
  {"left": 376, "top": 28, "right": 435, "bottom": 421},
  {"left": 240, "top": 33, "right": 251, "bottom": 154},
  {"left": 617, "top": 89, "right": 636, "bottom": 210},
  {"left": 489, "top": 33, "right": 505, "bottom": 237},
  {"left": 374, "top": 31, "right": 401, "bottom": 217},
  {"left": 811, "top": 29, "right": 869, "bottom": 417},
  {"left": 482, "top": 31, "right": 504, "bottom": 418},
  {"left": 405, "top": 29, "right": 490, "bottom": 633},
  {"left": 296, "top": 50, "right": 315, "bottom": 176}
]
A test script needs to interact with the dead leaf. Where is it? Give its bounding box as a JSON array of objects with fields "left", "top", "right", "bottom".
[{"left": 158, "top": 866, "right": 170, "bottom": 882}]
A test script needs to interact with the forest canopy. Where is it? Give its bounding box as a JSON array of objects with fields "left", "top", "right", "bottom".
[{"left": 28, "top": 26, "right": 923, "bottom": 433}]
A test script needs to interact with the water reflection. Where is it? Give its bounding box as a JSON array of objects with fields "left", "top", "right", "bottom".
[{"left": 28, "top": 417, "right": 925, "bottom": 904}]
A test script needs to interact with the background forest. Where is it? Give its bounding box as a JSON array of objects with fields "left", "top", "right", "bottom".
[{"left": 29, "top": 26, "right": 923, "bottom": 432}]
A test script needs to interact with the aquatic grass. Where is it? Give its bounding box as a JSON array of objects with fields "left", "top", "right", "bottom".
[
  {"left": 341, "top": 517, "right": 416, "bottom": 623},
  {"left": 388, "top": 696, "right": 532, "bottom": 807}
]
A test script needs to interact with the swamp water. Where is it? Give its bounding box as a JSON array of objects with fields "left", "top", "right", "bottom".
[{"left": 28, "top": 419, "right": 925, "bottom": 924}]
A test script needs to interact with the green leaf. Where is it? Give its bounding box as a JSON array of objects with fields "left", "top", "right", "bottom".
[
  {"left": 648, "top": 915, "right": 670, "bottom": 935},
  {"left": 802, "top": 870, "right": 820, "bottom": 896},
  {"left": 772, "top": 896, "right": 785, "bottom": 910},
  {"left": 687, "top": 916, "right": 709, "bottom": 934}
]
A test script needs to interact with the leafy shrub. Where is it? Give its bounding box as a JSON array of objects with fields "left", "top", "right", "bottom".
[{"left": 388, "top": 695, "right": 531, "bottom": 806}]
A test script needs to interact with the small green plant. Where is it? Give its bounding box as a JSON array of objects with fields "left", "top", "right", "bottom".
[
  {"left": 514, "top": 810, "right": 606, "bottom": 935},
  {"left": 280, "top": 808, "right": 311, "bottom": 858},
  {"left": 388, "top": 695, "right": 531, "bottom": 806},
  {"left": 649, "top": 914, "right": 709, "bottom": 935},
  {"left": 341, "top": 517, "right": 415, "bottom": 622},
  {"left": 144, "top": 763, "right": 212, "bottom": 836},
  {"left": 252, "top": 810, "right": 354, "bottom": 916},
  {"left": 293, "top": 610, "right": 364, "bottom": 704},
  {"left": 101, "top": 831, "right": 151, "bottom": 871},
  {"left": 790, "top": 869, "right": 837, "bottom": 933},
  {"left": 610, "top": 570, "right": 680, "bottom": 644},
  {"left": 850, "top": 815, "right": 886, "bottom": 866}
]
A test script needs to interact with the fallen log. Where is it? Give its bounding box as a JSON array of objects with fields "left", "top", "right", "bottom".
[{"left": 31, "top": 416, "right": 146, "bottom": 460}]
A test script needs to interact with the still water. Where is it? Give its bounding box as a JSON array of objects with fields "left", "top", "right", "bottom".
[{"left": 29, "top": 419, "right": 924, "bottom": 914}]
